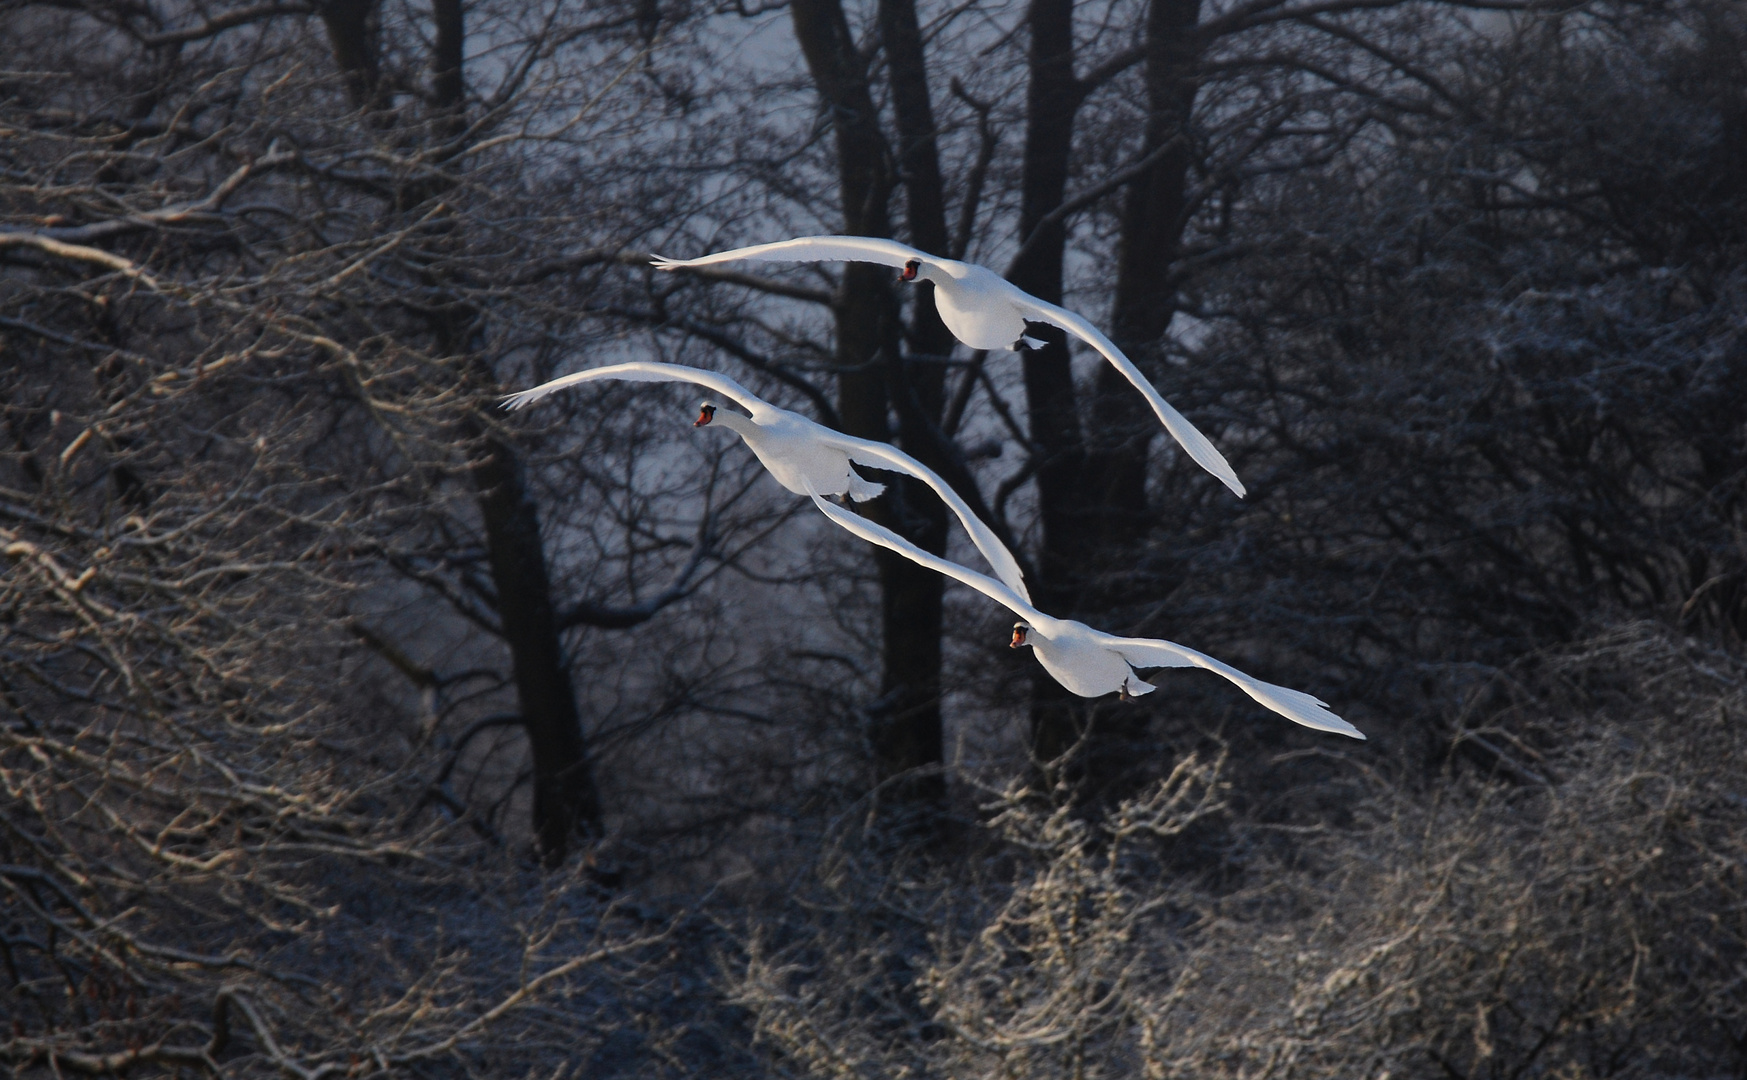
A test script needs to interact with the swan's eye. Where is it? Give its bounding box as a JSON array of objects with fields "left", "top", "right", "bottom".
[{"left": 901, "top": 260, "right": 919, "bottom": 282}]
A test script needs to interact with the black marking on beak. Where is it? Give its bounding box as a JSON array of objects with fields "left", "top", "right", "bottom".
[
  {"left": 694, "top": 403, "right": 716, "bottom": 427},
  {"left": 901, "top": 259, "right": 920, "bottom": 282},
  {"left": 1010, "top": 624, "right": 1029, "bottom": 648}
]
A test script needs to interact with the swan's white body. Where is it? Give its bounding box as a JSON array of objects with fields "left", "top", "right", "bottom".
[
  {"left": 653, "top": 236, "right": 1246, "bottom": 498},
  {"left": 502, "top": 361, "right": 1031, "bottom": 601},
  {"left": 805, "top": 481, "right": 1363, "bottom": 738}
]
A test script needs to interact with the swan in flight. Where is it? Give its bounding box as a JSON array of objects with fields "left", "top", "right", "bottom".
[
  {"left": 502, "top": 361, "right": 1030, "bottom": 601},
  {"left": 652, "top": 236, "right": 1245, "bottom": 498},
  {"left": 803, "top": 480, "right": 1362, "bottom": 738}
]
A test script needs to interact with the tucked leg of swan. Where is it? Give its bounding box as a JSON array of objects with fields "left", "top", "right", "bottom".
[{"left": 846, "top": 469, "right": 887, "bottom": 502}]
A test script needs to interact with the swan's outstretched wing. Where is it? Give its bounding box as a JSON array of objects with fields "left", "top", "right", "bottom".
[
  {"left": 1107, "top": 635, "right": 1364, "bottom": 739},
  {"left": 804, "top": 481, "right": 1038, "bottom": 622},
  {"left": 501, "top": 360, "right": 767, "bottom": 415},
  {"left": 813, "top": 433, "right": 1030, "bottom": 603},
  {"left": 651, "top": 235, "right": 924, "bottom": 272},
  {"left": 1009, "top": 295, "right": 1246, "bottom": 498}
]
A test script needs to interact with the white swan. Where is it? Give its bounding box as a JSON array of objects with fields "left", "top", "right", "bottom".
[
  {"left": 652, "top": 236, "right": 1245, "bottom": 498},
  {"left": 502, "top": 361, "right": 1031, "bottom": 601},
  {"left": 803, "top": 479, "right": 1362, "bottom": 738}
]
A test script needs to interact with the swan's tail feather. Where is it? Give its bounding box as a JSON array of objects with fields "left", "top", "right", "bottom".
[
  {"left": 1122, "top": 676, "right": 1158, "bottom": 698},
  {"left": 846, "top": 470, "right": 887, "bottom": 502}
]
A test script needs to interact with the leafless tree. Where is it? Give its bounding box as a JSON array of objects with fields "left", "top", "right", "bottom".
[
  {"left": 5, "top": 0, "right": 1745, "bottom": 1076},
  {"left": 726, "top": 619, "right": 1747, "bottom": 1079}
]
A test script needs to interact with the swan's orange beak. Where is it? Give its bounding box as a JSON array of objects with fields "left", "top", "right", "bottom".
[
  {"left": 901, "top": 259, "right": 919, "bottom": 282},
  {"left": 1010, "top": 625, "right": 1028, "bottom": 648},
  {"left": 694, "top": 404, "right": 715, "bottom": 427}
]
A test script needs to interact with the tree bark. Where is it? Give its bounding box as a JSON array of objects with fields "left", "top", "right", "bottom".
[
  {"left": 791, "top": 0, "right": 950, "bottom": 806},
  {"left": 1013, "top": 0, "right": 1097, "bottom": 765},
  {"left": 1017, "top": 0, "right": 1211, "bottom": 773},
  {"left": 317, "top": 0, "right": 389, "bottom": 111},
  {"left": 472, "top": 433, "right": 602, "bottom": 865},
  {"left": 430, "top": 0, "right": 466, "bottom": 139},
  {"left": 1091, "top": 0, "right": 1204, "bottom": 553},
  {"left": 879, "top": 0, "right": 1013, "bottom": 552},
  {"left": 431, "top": 0, "right": 465, "bottom": 112},
  {"left": 316, "top": 7, "right": 601, "bottom": 862}
]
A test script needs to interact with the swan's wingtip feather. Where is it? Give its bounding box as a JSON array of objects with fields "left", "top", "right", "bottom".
[
  {"left": 649, "top": 253, "right": 682, "bottom": 270},
  {"left": 1196, "top": 447, "right": 1245, "bottom": 498},
  {"left": 1168, "top": 422, "right": 1246, "bottom": 497},
  {"left": 1297, "top": 709, "right": 1366, "bottom": 740},
  {"left": 1263, "top": 683, "right": 1364, "bottom": 739},
  {"left": 1307, "top": 707, "right": 1365, "bottom": 739},
  {"left": 1316, "top": 711, "right": 1366, "bottom": 740},
  {"left": 500, "top": 390, "right": 543, "bottom": 411}
]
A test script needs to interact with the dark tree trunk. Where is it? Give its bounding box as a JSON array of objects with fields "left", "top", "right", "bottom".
[
  {"left": 316, "top": 7, "right": 600, "bottom": 862},
  {"left": 472, "top": 434, "right": 602, "bottom": 865},
  {"left": 1091, "top": 0, "right": 1205, "bottom": 554},
  {"left": 879, "top": 0, "right": 951, "bottom": 267},
  {"left": 1013, "top": 0, "right": 1097, "bottom": 766},
  {"left": 791, "top": 0, "right": 950, "bottom": 806},
  {"left": 317, "top": 0, "right": 389, "bottom": 111},
  {"left": 430, "top": 0, "right": 466, "bottom": 129},
  {"left": 875, "top": 0, "right": 973, "bottom": 807},
  {"left": 1072, "top": 0, "right": 1207, "bottom": 792},
  {"left": 878, "top": 0, "right": 1012, "bottom": 550},
  {"left": 1017, "top": 0, "right": 1213, "bottom": 774}
]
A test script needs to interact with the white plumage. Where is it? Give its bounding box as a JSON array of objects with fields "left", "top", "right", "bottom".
[
  {"left": 804, "top": 479, "right": 1363, "bottom": 739},
  {"left": 502, "top": 360, "right": 1031, "bottom": 602},
  {"left": 653, "top": 235, "right": 1246, "bottom": 498}
]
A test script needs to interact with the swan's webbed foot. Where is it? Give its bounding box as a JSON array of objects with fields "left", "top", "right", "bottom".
[{"left": 1118, "top": 679, "right": 1138, "bottom": 703}]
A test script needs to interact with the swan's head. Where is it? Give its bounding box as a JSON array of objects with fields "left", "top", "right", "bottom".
[
  {"left": 694, "top": 402, "right": 716, "bottom": 428},
  {"left": 1010, "top": 622, "right": 1032, "bottom": 649},
  {"left": 900, "top": 258, "right": 921, "bottom": 283}
]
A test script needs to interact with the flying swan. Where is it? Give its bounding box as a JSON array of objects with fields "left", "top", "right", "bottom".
[
  {"left": 502, "top": 360, "right": 1031, "bottom": 601},
  {"left": 651, "top": 236, "right": 1245, "bottom": 498},
  {"left": 803, "top": 479, "right": 1363, "bottom": 738}
]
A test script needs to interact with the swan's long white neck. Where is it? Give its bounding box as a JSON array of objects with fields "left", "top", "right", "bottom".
[
  {"left": 706, "top": 407, "right": 757, "bottom": 438},
  {"left": 917, "top": 260, "right": 958, "bottom": 285}
]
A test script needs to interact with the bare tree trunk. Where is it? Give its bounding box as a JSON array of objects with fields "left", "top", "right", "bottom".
[
  {"left": 1016, "top": 0, "right": 1209, "bottom": 773},
  {"left": 317, "top": 0, "right": 389, "bottom": 111},
  {"left": 317, "top": 5, "right": 601, "bottom": 861},
  {"left": 1013, "top": 0, "right": 1096, "bottom": 766},
  {"left": 791, "top": 0, "right": 948, "bottom": 806},
  {"left": 877, "top": 0, "right": 962, "bottom": 808},
  {"left": 471, "top": 433, "right": 602, "bottom": 864},
  {"left": 1091, "top": 0, "right": 1204, "bottom": 552},
  {"left": 1057, "top": 0, "right": 1207, "bottom": 793},
  {"left": 879, "top": 0, "right": 950, "bottom": 268},
  {"left": 430, "top": 0, "right": 466, "bottom": 118}
]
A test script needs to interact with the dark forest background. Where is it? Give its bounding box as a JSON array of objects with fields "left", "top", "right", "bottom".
[{"left": 2, "top": 0, "right": 1744, "bottom": 1075}]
